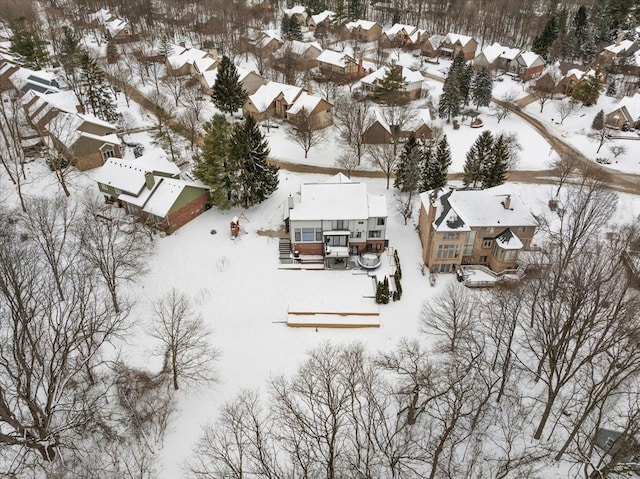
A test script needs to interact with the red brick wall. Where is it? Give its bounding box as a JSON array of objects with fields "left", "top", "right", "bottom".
[
  {"left": 165, "top": 192, "right": 209, "bottom": 234},
  {"left": 292, "top": 243, "right": 324, "bottom": 255},
  {"left": 366, "top": 240, "right": 386, "bottom": 253}
]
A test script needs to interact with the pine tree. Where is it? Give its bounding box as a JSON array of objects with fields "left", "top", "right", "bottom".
[
  {"left": 193, "top": 115, "right": 234, "bottom": 207},
  {"left": 373, "top": 64, "right": 408, "bottom": 104},
  {"left": 471, "top": 67, "right": 492, "bottom": 108},
  {"left": 592, "top": 109, "right": 605, "bottom": 130},
  {"left": 211, "top": 55, "right": 248, "bottom": 115},
  {"left": 438, "top": 51, "right": 467, "bottom": 121},
  {"left": 422, "top": 135, "right": 451, "bottom": 191},
  {"left": 606, "top": 81, "right": 617, "bottom": 97},
  {"left": 571, "top": 72, "right": 603, "bottom": 106},
  {"left": 281, "top": 14, "right": 302, "bottom": 40},
  {"left": 463, "top": 131, "right": 493, "bottom": 188},
  {"left": 459, "top": 64, "right": 474, "bottom": 106},
  {"left": 10, "top": 17, "right": 49, "bottom": 69},
  {"left": 79, "top": 53, "right": 117, "bottom": 122},
  {"left": 394, "top": 136, "right": 422, "bottom": 192},
  {"left": 482, "top": 134, "right": 509, "bottom": 189},
  {"left": 532, "top": 16, "right": 559, "bottom": 61},
  {"left": 58, "top": 26, "right": 81, "bottom": 75},
  {"left": 230, "top": 116, "right": 278, "bottom": 207}
]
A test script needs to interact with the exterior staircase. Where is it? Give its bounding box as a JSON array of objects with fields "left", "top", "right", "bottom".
[{"left": 279, "top": 238, "right": 292, "bottom": 263}]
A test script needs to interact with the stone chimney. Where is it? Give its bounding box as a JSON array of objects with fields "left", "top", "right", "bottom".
[
  {"left": 145, "top": 172, "right": 155, "bottom": 190},
  {"left": 502, "top": 195, "right": 511, "bottom": 209},
  {"left": 358, "top": 58, "right": 364, "bottom": 73}
]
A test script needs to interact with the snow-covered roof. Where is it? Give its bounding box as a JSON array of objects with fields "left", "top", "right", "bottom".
[
  {"left": 77, "top": 113, "right": 118, "bottom": 131},
  {"left": 604, "top": 39, "right": 636, "bottom": 55},
  {"left": 408, "top": 29, "right": 427, "bottom": 43},
  {"left": 444, "top": 32, "right": 474, "bottom": 47},
  {"left": 290, "top": 177, "right": 386, "bottom": 221},
  {"left": 193, "top": 56, "right": 217, "bottom": 73},
  {"left": 384, "top": 23, "right": 417, "bottom": 37},
  {"left": 495, "top": 228, "right": 523, "bottom": 250},
  {"left": 167, "top": 45, "right": 210, "bottom": 69},
  {"left": 88, "top": 8, "right": 113, "bottom": 24},
  {"left": 316, "top": 49, "right": 354, "bottom": 67},
  {"left": 287, "top": 91, "right": 326, "bottom": 115},
  {"left": 284, "top": 5, "right": 307, "bottom": 17},
  {"left": 142, "top": 177, "right": 189, "bottom": 217},
  {"left": 345, "top": 19, "right": 379, "bottom": 31},
  {"left": 105, "top": 18, "right": 128, "bottom": 37},
  {"left": 279, "top": 40, "right": 322, "bottom": 56},
  {"left": 255, "top": 30, "right": 283, "bottom": 48},
  {"left": 360, "top": 65, "right": 423, "bottom": 87},
  {"left": 94, "top": 156, "right": 180, "bottom": 195},
  {"left": 420, "top": 186, "right": 538, "bottom": 233},
  {"left": 248, "top": 81, "right": 303, "bottom": 113},
  {"left": 475, "top": 42, "right": 520, "bottom": 64},
  {"left": 311, "top": 10, "right": 335, "bottom": 25},
  {"left": 405, "top": 109, "right": 432, "bottom": 131},
  {"left": 614, "top": 93, "right": 640, "bottom": 121},
  {"left": 202, "top": 65, "right": 255, "bottom": 89},
  {"left": 427, "top": 34, "right": 445, "bottom": 50},
  {"left": 23, "top": 90, "right": 78, "bottom": 120},
  {"left": 517, "top": 51, "right": 543, "bottom": 67}
]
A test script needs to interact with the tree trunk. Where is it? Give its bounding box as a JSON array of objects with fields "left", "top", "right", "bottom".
[{"left": 533, "top": 396, "right": 554, "bottom": 440}]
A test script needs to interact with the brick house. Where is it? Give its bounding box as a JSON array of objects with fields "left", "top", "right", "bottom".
[
  {"left": 509, "top": 51, "right": 545, "bottom": 81},
  {"left": 316, "top": 49, "right": 363, "bottom": 79},
  {"left": 438, "top": 33, "right": 478, "bottom": 60},
  {"left": 284, "top": 173, "right": 388, "bottom": 265},
  {"left": 95, "top": 156, "right": 210, "bottom": 234},
  {"left": 472, "top": 43, "right": 521, "bottom": 75},
  {"left": 285, "top": 92, "right": 334, "bottom": 129},
  {"left": 418, "top": 187, "right": 538, "bottom": 274},
  {"left": 360, "top": 64, "right": 424, "bottom": 100},
  {"left": 605, "top": 93, "right": 640, "bottom": 129},
  {"left": 535, "top": 63, "right": 586, "bottom": 96},
  {"left": 378, "top": 23, "right": 418, "bottom": 48},
  {"left": 362, "top": 108, "right": 432, "bottom": 144},
  {"left": 344, "top": 19, "right": 383, "bottom": 42},
  {"left": 242, "top": 81, "right": 304, "bottom": 121}
]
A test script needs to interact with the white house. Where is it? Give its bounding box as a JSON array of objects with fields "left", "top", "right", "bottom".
[{"left": 285, "top": 173, "right": 388, "bottom": 266}]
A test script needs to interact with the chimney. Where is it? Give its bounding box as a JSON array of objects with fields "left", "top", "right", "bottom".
[
  {"left": 288, "top": 194, "right": 294, "bottom": 210},
  {"left": 179, "top": 41, "right": 186, "bottom": 48},
  {"left": 358, "top": 58, "right": 363, "bottom": 73},
  {"left": 145, "top": 172, "right": 155, "bottom": 190},
  {"left": 502, "top": 195, "right": 511, "bottom": 209}
]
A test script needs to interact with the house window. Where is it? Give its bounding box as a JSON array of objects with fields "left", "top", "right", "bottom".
[
  {"left": 442, "top": 232, "right": 459, "bottom": 240},
  {"left": 377, "top": 217, "right": 385, "bottom": 226},
  {"left": 605, "top": 437, "right": 615, "bottom": 449},
  {"left": 436, "top": 244, "right": 460, "bottom": 259},
  {"left": 376, "top": 243, "right": 381, "bottom": 251},
  {"left": 114, "top": 188, "right": 122, "bottom": 195},
  {"left": 440, "top": 264, "right": 451, "bottom": 273},
  {"left": 350, "top": 231, "right": 362, "bottom": 239},
  {"left": 315, "top": 229, "right": 323, "bottom": 241},
  {"left": 369, "top": 230, "right": 381, "bottom": 238},
  {"left": 485, "top": 227, "right": 495, "bottom": 233},
  {"left": 302, "top": 228, "right": 315, "bottom": 241},
  {"left": 101, "top": 149, "right": 115, "bottom": 161},
  {"left": 482, "top": 239, "right": 493, "bottom": 248},
  {"left": 332, "top": 220, "right": 348, "bottom": 230},
  {"left": 518, "top": 226, "right": 527, "bottom": 233},
  {"left": 479, "top": 255, "right": 488, "bottom": 263},
  {"left": 98, "top": 183, "right": 107, "bottom": 192}
]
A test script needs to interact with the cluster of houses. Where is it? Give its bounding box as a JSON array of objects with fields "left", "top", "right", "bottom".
[{"left": 0, "top": 55, "right": 211, "bottom": 235}]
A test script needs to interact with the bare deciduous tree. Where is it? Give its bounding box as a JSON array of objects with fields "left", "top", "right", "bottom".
[
  {"left": 150, "top": 289, "right": 219, "bottom": 390},
  {"left": 494, "top": 90, "right": 518, "bottom": 123},
  {"left": 333, "top": 95, "right": 372, "bottom": 165},
  {"left": 286, "top": 108, "right": 326, "bottom": 159},
  {"left": 77, "top": 198, "right": 150, "bottom": 314},
  {"left": 0, "top": 91, "right": 28, "bottom": 211},
  {"left": 555, "top": 99, "right": 577, "bottom": 124}
]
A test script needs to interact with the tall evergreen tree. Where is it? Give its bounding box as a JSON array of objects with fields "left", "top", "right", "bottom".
[
  {"left": 571, "top": 72, "right": 603, "bottom": 106},
  {"left": 423, "top": 136, "right": 452, "bottom": 191},
  {"left": 374, "top": 64, "right": 408, "bottom": 104},
  {"left": 79, "top": 53, "right": 117, "bottom": 122},
  {"left": 592, "top": 109, "right": 605, "bottom": 130},
  {"left": 438, "top": 51, "right": 467, "bottom": 121},
  {"left": 482, "top": 134, "right": 509, "bottom": 189},
  {"left": 211, "top": 56, "right": 248, "bottom": 115},
  {"left": 193, "top": 115, "right": 234, "bottom": 207},
  {"left": 58, "top": 26, "right": 81, "bottom": 75},
  {"left": 532, "top": 16, "right": 559, "bottom": 61},
  {"left": 230, "top": 116, "right": 278, "bottom": 207},
  {"left": 281, "top": 14, "right": 302, "bottom": 40},
  {"left": 463, "top": 131, "right": 493, "bottom": 188},
  {"left": 459, "top": 64, "right": 474, "bottom": 106},
  {"left": 420, "top": 139, "right": 435, "bottom": 191},
  {"left": 394, "top": 136, "right": 422, "bottom": 192},
  {"left": 9, "top": 17, "right": 49, "bottom": 69},
  {"left": 471, "top": 67, "right": 492, "bottom": 108}
]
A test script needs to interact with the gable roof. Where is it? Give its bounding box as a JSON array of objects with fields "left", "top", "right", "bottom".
[
  {"left": 345, "top": 19, "right": 379, "bottom": 32},
  {"left": 614, "top": 92, "right": 640, "bottom": 121},
  {"left": 444, "top": 33, "right": 474, "bottom": 47},
  {"left": 167, "top": 45, "right": 210, "bottom": 69},
  {"left": 247, "top": 81, "right": 303, "bottom": 112},
  {"left": 311, "top": 10, "right": 335, "bottom": 25},
  {"left": 360, "top": 65, "right": 423, "bottom": 86},
  {"left": 516, "top": 51, "right": 544, "bottom": 67},
  {"left": 316, "top": 49, "right": 355, "bottom": 67},
  {"left": 287, "top": 91, "right": 329, "bottom": 115},
  {"left": 202, "top": 65, "right": 257, "bottom": 89},
  {"left": 384, "top": 23, "right": 417, "bottom": 37},
  {"left": 604, "top": 39, "right": 636, "bottom": 55},
  {"left": 94, "top": 156, "right": 181, "bottom": 195},
  {"left": 475, "top": 42, "right": 520, "bottom": 64}
]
